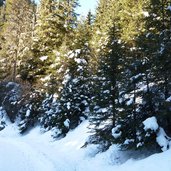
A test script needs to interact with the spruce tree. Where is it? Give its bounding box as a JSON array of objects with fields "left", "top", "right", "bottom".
[
  {"left": 115, "top": 0, "right": 171, "bottom": 150},
  {"left": 0, "top": 0, "right": 7, "bottom": 79},
  {"left": 87, "top": 0, "right": 125, "bottom": 149},
  {"left": 153, "top": 1, "right": 171, "bottom": 136},
  {"left": 1, "top": 0, "right": 35, "bottom": 81},
  {"left": 41, "top": 14, "right": 93, "bottom": 137},
  {"left": 20, "top": 0, "right": 79, "bottom": 88}
]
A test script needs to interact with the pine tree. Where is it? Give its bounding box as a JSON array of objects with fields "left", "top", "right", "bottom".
[
  {"left": 20, "top": 0, "right": 79, "bottom": 88},
  {"left": 115, "top": 0, "right": 171, "bottom": 150},
  {"left": 0, "top": 0, "right": 35, "bottom": 81},
  {"left": 153, "top": 1, "right": 171, "bottom": 136},
  {"left": 42, "top": 15, "right": 93, "bottom": 137},
  {"left": 18, "top": 90, "right": 44, "bottom": 133},
  {"left": 0, "top": 0, "right": 7, "bottom": 79},
  {"left": 87, "top": 0, "right": 126, "bottom": 149},
  {"left": 0, "top": 0, "right": 3, "bottom": 6},
  {"left": 136, "top": 0, "right": 171, "bottom": 148},
  {"left": 21, "top": 0, "right": 87, "bottom": 136}
]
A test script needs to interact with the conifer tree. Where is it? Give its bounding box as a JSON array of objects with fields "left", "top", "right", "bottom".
[
  {"left": 113, "top": 0, "right": 171, "bottom": 150},
  {"left": 20, "top": 0, "right": 83, "bottom": 135},
  {"left": 0, "top": 0, "right": 7, "bottom": 79},
  {"left": 40, "top": 14, "right": 93, "bottom": 137},
  {"left": 1, "top": 0, "right": 35, "bottom": 81},
  {"left": 88, "top": 0, "right": 125, "bottom": 149},
  {"left": 152, "top": 1, "right": 171, "bottom": 136},
  {"left": 20, "top": 0, "right": 79, "bottom": 89}
]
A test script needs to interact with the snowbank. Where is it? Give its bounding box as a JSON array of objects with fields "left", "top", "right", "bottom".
[
  {"left": 0, "top": 121, "right": 171, "bottom": 171},
  {"left": 143, "top": 116, "right": 159, "bottom": 131}
]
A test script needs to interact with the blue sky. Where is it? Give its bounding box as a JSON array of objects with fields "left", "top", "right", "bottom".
[
  {"left": 35, "top": 0, "right": 97, "bottom": 17},
  {"left": 77, "top": 0, "right": 97, "bottom": 16}
]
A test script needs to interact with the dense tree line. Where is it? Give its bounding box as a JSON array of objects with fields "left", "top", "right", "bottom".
[{"left": 0, "top": 0, "right": 171, "bottom": 152}]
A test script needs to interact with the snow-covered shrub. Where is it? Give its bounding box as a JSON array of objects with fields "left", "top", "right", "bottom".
[
  {"left": 51, "top": 77, "right": 89, "bottom": 138},
  {"left": 0, "top": 107, "right": 10, "bottom": 131},
  {"left": 141, "top": 117, "right": 170, "bottom": 151},
  {"left": 0, "top": 82, "right": 22, "bottom": 122},
  {"left": 18, "top": 91, "right": 44, "bottom": 133},
  {"left": 48, "top": 48, "right": 91, "bottom": 138},
  {"left": 39, "top": 94, "right": 60, "bottom": 131}
]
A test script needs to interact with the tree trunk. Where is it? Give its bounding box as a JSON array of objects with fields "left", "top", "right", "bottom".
[
  {"left": 12, "top": 49, "right": 17, "bottom": 82},
  {"left": 145, "top": 72, "right": 155, "bottom": 116}
]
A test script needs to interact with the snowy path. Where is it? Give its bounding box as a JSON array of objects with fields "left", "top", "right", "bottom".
[
  {"left": 0, "top": 122, "right": 171, "bottom": 171},
  {"left": 0, "top": 138, "right": 56, "bottom": 171},
  {"left": 0, "top": 122, "right": 91, "bottom": 171}
]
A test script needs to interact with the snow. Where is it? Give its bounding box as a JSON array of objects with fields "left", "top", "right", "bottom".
[
  {"left": 96, "top": 108, "right": 108, "bottom": 113},
  {"left": 143, "top": 116, "right": 159, "bottom": 132},
  {"left": 142, "top": 11, "right": 149, "bottom": 17},
  {"left": 166, "top": 96, "right": 171, "bottom": 102},
  {"left": 166, "top": 5, "right": 171, "bottom": 11},
  {"left": 74, "top": 58, "right": 87, "bottom": 65},
  {"left": 68, "top": 49, "right": 81, "bottom": 59},
  {"left": 39, "top": 56, "right": 48, "bottom": 61},
  {"left": 26, "top": 109, "right": 31, "bottom": 117},
  {"left": 0, "top": 121, "right": 171, "bottom": 171},
  {"left": 112, "top": 125, "right": 122, "bottom": 139},
  {"left": 68, "top": 51, "right": 75, "bottom": 58},
  {"left": 62, "top": 74, "right": 71, "bottom": 85},
  {"left": 64, "top": 119, "right": 70, "bottom": 128},
  {"left": 136, "top": 96, "right": 143, "bottom": 104},
  {"left": 0, "top": 107, "right": 11, "bottom": 129},
  {"left": 143, "top": 117, "right": 170, "bottom": 151},
  {"left": 0, "top": 138, "right": 55, "bottom": 171},
  {"left": 101, "top": 108, "right": 108, "bottom": 113},
  {"left": 67, "top": 102, "right": 71, "bottom": 109},
  {"left": 130, "top": 73, "right": 144, "bottom": 82},
  {"left": 156, "top": 128, "right": 170, "bottom": 152},
  {"left": 126, "top": 98, "right": 133, "bottom": 105},
  {"left": 124, "top": 139, "right": 134, "bottom": 145},
  {"left": 40, "top": 75, "right": 51, "bottom": 82},
  {"left": 137, "top": 142, "right": 143, "bottom": 148},
  {"left": 6, "top": 82, "right": 16, "bottom": 88}
]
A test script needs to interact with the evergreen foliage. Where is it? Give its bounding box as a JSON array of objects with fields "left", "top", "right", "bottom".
[
  {"left": 0, "top": 0, "right": 36, "bottom": 81},
  {"left": 0, "top": 0, "right": 171, "bottom": 152},
  {"left": 18, "top": 90, "right": 44, "bottom": 133}
]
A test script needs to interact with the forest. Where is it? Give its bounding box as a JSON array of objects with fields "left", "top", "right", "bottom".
[{"left": 0, "top": 0, "right": 171, "bottom": 152}]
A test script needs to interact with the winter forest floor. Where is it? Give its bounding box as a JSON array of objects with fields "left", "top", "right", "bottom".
[{"left": 0, "top": 121, "right": 171, "bottom": 171}]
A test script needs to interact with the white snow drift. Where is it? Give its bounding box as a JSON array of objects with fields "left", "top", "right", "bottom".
[{"left": 0, "top": 121, "right": 171, "bottom": 171}]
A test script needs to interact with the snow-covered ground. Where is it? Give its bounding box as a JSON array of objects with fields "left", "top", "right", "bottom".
[{"left": 0, "top": 121, "right": 171, "bottom": 171}]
